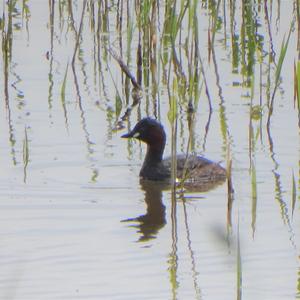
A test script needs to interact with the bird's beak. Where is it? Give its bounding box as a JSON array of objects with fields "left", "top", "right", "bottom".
[
  {"left": 121, "top": 132, "right": 132, "bottom": 138},
  {"left": 121, "top": 131, "right": 140, "bottom": 139}
]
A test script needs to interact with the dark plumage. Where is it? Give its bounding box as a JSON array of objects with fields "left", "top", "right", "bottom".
[{"left": 122, "top": 118, "right": 226, "bottom": 186}]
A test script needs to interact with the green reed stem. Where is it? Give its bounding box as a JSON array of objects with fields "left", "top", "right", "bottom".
[
  {"left": 237, "top": 219, "right": 242, "bottom": 300},
  {"left": 267, "top": 23, "right": 293, "bottom": 127},
  {"left": 61, "top": 62, "right": 69, "bottom": 129},
  {"left": 296, "top": 60, "right": 300, "bottom": 115},
  {"left": 168, "top": 77, "right": 178, "bottom": 190},
  {"left": 227, "top": 156, "right": 234, "bottom": 230},
  {"left": 72, "top": 0, "right": 87, "bottom": 66},
  {"left": 23, "top": 127, "right": 29, "bottom": 183},
  {"left": 291, "top": 171, "right": 296, "bottom": 218},
  {"left": 251, "top": 160, "right": 257, "bottom": 238}
]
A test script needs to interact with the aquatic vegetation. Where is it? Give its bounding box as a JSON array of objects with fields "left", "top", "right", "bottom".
[{"left": 0, "top": 1, "right": 299, "bottom": 299}]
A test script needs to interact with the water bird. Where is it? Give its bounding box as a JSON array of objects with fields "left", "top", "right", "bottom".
[{"left": 122, "top": 118, "right": 226, "bottom": 188}]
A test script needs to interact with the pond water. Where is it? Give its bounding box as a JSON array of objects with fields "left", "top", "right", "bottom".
[{"left": 0, "top": 1, "right": 299, "bottom": 299}]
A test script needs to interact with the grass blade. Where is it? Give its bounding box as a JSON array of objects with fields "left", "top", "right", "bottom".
[
  {"left": 23, "top": 127, "right": 29, "bottom": 183},
  {"left": 291, "top": 172, "right": 296, "bottom": 218},
  {"left": 251, "top": 161, "right": 257, "bottom": 237},
  {"left": 268, "top": 23, "right": 293, "bottom": 121},
  {"left": 61, "top": 62, "right": 69, "bottom": 129},
  {"left": 237, "top": 219, "right": 242, "bottom": 300}
]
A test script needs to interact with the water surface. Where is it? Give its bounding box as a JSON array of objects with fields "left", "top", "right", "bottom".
[{"left": 0, "top": 1, "right": 299, "bottom": 299}]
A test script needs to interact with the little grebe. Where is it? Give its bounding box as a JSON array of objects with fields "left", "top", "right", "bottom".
[{"left": 122, "top": 118, "right": 226, "bottom": 185}]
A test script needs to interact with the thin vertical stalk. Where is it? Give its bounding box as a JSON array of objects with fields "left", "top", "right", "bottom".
[
  {"left": 291, "top": 172, "right": 296, "bottom": 217},
  {"left": 267, "top": 23, "right": 293, "bottom": 131},
  {"left": 182, "top": 201, "right": 202, "bottom": 299},
  {"left": 237, "top": 218, "right": 242, "bottom": 300},
  {"left": 23, "top": 127, "right": 29, "bottom": 183},
  {"left": 72, "top": 0, "right": 87, "bottom": 67},
  {"left": 61, "top": 62, "right": 69, "bottom": 130},
  {"left": 251, "top": 160, "right": 257, "bottom": 238},
  {"left": 227, "top": 150, "right": 234, "bottom": 231}
]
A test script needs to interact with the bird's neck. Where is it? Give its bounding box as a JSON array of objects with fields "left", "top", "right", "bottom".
[{"left": 144, "top": 142, "right": 165, "bottom": 165}]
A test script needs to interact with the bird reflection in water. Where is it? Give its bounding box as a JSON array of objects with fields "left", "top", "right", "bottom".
[
  {"left": 122, "top": 176, "right": 226, "bottom": 242},
  {"left": 122, "top": 179, "right": 167, "bottom": 242}
]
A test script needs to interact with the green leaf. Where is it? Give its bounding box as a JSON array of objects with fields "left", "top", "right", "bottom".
[
  {"left": 291, "top": 172, "right": 296, "bottom": 217},
  {"left": 297, "top": 61, "right": 300, "bottom": 110},
  {"left": 251, "top": 161, "right": 257, "bottom": 236},
  {"left": 115, "top": 94, "right": 122, "bottom": 118},
  {"left": 23, "top": 127, "right": 29, "bottom": 183},
  {"left": 251, "top": 105, "right": 263, "bottom": 120},
  {"left": 275, "top": 26, "right": 292, "bottom": 89},
  {"left": 23, "top": 127, "right": 29, "bottom": 166},
  {"left": 61, "top": 62, "right": 69, "bottom": 104},
  {"left": 168, "top": 78, "right": 178, "bottom": 124}
]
